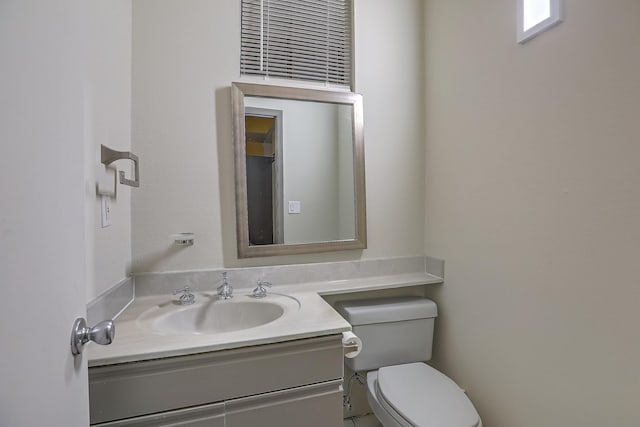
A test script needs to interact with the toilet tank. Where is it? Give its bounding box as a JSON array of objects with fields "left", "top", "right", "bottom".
[{"left": 335, "top": 297, "right": 438, "bottom": 372}]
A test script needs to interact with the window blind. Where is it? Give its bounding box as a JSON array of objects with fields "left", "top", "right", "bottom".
[{"left": 241, "top": 0, "right": 352, "bottom": 87}]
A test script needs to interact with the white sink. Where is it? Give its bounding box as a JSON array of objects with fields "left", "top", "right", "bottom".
[{"left": 136, "top": 293, "right": 301, "bottom": 335}]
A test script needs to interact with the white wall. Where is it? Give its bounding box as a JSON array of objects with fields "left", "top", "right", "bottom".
[
  {"left": 281, "top": 100, "right": 339, "bottom": 244},
  {"left": 131, "top": 0, "right": 425, "bottom": 271},
  {"left": 83, "top": 1, "right": 132, "bottom": 302},
  {"left": 423, "top": 1, "right": 640, "bottom": 426}
]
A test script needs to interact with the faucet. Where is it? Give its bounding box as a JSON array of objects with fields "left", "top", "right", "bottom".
[
  {"left": 173, "top": 286, "right": 195, "bottom": 305},
  {"left": 217, "top": 272, "right": 233, "bottom": 299},
  {"left": 252, "top": 280, "right": 272, "bottom": 298}
]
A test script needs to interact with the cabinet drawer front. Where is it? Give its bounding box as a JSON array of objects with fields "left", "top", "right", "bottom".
[
  {"left": 93, "top": 402, "right": 224, "bottom": 427},
  {"left": 225, "top": 380, "right": 343, "bottom": 427},
  {"left": 90, "top": 335, "right": 343, "bottom": 424}
]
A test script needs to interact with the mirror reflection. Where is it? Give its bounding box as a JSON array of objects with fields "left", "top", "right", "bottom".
[
  {"left": 232, "top": 83, "right": 367, "bottom": 258},
  {"left": 244, "top": 97, "right": 355, "bottom": 246}
]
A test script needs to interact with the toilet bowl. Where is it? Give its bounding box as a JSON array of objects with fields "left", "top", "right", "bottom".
[{"left": 335, "top": 297, "right": 482, "bottom": 427}]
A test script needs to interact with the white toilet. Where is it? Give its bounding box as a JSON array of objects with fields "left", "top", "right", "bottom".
[{"left": 336, "top": 297, "right": 482, "bottom": 427}]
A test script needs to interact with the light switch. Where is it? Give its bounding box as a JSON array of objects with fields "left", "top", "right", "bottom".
[
  {"left": 288, "top": 200, "right": 301, "bottom": 214},
  {"left": 101, "top": 196, "right": 112, "bottom": 228}
]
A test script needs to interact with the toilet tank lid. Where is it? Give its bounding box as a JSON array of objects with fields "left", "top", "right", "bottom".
[{"left": 335, "top": 297, "right": 437, "bottom": 325}]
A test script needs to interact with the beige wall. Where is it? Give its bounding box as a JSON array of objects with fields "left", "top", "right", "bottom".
[
  {"left": 84, "top": 0, "right": 132, "bottom": 301},
  {"left": 423, "top": 1, "right": 640, "bottom": 426},
  {"left": 131, "top": 0, "right": 425, "bottom": 272}
]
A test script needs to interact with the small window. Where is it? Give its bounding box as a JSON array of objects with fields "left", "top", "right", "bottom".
[
  {"left": 241, "top": 0, "right": 353, "bottom": 88},
  {"left": 517, "top": 0, "right": 562, "bottom": 43}
]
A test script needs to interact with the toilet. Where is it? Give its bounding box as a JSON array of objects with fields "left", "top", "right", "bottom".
[{"left": 335, "top": 297, "right": 482, "bottom": 427}]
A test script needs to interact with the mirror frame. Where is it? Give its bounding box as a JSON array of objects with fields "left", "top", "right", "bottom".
[{"left": 231, "top": 82, "right": 367, "bottom": 258}]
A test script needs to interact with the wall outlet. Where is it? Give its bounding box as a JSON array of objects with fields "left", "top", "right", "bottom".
[{"left": 101, "top": 196, "right": 112, "bottom": 228}]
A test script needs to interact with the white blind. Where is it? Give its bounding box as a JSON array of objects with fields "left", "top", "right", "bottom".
[{"left": 241, "top": 0, "right": 352, "bottom": 87}]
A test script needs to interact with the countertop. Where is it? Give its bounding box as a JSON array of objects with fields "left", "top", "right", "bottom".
[{"left": 87, "top": 272, "right": 442, "bottom": 367}]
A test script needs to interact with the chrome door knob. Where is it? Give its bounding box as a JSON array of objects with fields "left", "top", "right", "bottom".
[{"left": 70, "top": 318, "right": 115, "bottom": 355}]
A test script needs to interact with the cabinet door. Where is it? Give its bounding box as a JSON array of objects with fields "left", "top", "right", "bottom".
[
  {"left": 90, "top": 335, "right": 343, "bottom": 424},
  {"left": 93, "top": 402, "right": 224, "bottom": 427},
  {"left": 225, "top": 380, "right": 343, "bottom": 427}
]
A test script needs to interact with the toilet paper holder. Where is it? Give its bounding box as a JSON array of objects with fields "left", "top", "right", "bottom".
[
  {"left": 343, "top": 343, "right": 359, "bottom": 352},
  {"left": 342, "top": 331, "right": 362, "bottom": 358}
]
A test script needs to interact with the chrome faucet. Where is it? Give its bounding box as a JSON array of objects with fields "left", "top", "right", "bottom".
[
  {"left": 252, "top": 280, "right": 272, "bottom": 298},
  {"left": 217, "top": 272, "right": 233, "bottom": 299},
  {"left": 173, "top": 286, "right": 195, "bottom": 305}
]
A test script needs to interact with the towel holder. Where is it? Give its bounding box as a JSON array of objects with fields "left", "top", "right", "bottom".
[{"left": 101, "top": 145, "right": 140, "bottom": 188}]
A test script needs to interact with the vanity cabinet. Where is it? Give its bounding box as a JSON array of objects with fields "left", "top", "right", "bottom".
[
  {"left": 90, "top": 403, "right": 225, "bottom": 427},
  {"left": 89, "top": 335, "right": 344, "bottom": 427},
  {"left": 225, "top": 380, "right": 343, "bottom": 427}
]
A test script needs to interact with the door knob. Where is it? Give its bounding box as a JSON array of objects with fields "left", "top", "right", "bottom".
[{"left": 70, "top": 317, "right": 115, "bottom": 355}]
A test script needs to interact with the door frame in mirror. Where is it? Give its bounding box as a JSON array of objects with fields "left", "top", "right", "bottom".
[{"left": 231, "top": 82, "right": 367, "bottom": 258}]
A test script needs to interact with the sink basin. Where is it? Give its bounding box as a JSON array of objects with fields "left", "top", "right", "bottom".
[{"left": 136, "top": 294, "right": 300, "bottom": 335}]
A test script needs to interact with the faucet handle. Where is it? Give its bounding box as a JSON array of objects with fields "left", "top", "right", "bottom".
[
  {"left": 173, "top": 286, "right": 195, "bottom": 305},
  {"left": 173, "top": 286, "right": 190, "bottom": 295},
  {"left": 252, "top": 280, "right": 272, "bottom": 298}
]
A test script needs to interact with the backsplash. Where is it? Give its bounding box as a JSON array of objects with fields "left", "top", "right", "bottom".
[
  {"left": 135, "top": 256, "right": 441, "bottom": 296},
  {"left": 88, "top": 256, "right": 444, "bottom": 321},
  {"left": 87, "top": 277, "right": 134, "bottom": 326}
]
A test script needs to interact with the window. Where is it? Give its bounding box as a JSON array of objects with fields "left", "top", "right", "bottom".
[
  {"left": 517, "top": 0, "right": 562, "bottom": 43},
  {"left": 240, "top": 0, "right": 353, "bottom": 88}
]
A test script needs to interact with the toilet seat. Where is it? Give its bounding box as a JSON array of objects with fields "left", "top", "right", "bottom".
[{"left": 372, "top": 363, "right": 481, "bottom": 427}]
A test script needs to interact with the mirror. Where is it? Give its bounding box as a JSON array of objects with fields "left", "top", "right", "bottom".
[{"left": 232, "top": 82, "right": 367, "bottom": 258}]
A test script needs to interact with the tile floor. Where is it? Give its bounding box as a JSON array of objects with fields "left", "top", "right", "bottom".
[{"left": 343, "top": 414, "right": 382, "bottom": 427}]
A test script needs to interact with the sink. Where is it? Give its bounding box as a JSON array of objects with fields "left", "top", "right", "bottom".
[
  {"left": 152, "top": 301, "right": 283, "bottom": 334},
  {"left": 136, "top": 293, "right": 301, "bottom": 335}
]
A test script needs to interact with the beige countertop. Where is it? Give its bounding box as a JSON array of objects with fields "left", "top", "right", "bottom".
[{"left": 87, "top": 272, "right": 442, "bottom": 367}]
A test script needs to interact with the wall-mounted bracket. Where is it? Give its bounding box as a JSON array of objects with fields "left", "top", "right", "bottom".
[{"left": 101, "top": 144, "right": 140, "bottom": 188}]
